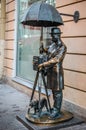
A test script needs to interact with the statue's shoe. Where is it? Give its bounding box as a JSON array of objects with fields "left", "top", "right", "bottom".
[{"left": 49, "top": 111, "right": 61, "bottom": 120}]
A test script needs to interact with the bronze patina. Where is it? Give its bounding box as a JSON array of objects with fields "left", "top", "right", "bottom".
[
  {"left": 38, "top": 27, "right": 67, "bottom": 119},
  {"left": 26, "top": 27, "right": 68, "bottom": 122}
]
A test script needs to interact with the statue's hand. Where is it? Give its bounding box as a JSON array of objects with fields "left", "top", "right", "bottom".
[
  {"left": 38, "top": 61, "right": 49, "bottom": 71},
  {"left": 38, "top": 64, "right": 44, "bottom": 71}
]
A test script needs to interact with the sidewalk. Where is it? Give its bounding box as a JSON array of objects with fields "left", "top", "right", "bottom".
[
  {"left": 0, "top": 84, "right": 29, "bottom": 130},
  {"left": 0, "top": 83, "right": 86, "bottom": 130}
]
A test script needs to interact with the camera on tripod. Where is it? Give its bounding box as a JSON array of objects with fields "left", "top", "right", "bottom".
[{"left": 33, "top": 55, "right": 48, "bottom": 71}]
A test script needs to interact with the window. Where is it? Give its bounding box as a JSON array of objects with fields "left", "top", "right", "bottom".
[{"left": 16, "top": 0, "right": 55, "bottom": 83}]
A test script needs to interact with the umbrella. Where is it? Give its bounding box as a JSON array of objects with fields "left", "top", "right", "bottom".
[
  {"left": 21, "top": 1, "right": 63, "bottom": 47},
  {"left": 21, "top": 1, "right": 63, "bottom": 27}
]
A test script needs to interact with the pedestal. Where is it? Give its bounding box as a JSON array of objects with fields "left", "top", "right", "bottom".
[{"left": 16, "top": 110, "right": 84, "bottom": 130}]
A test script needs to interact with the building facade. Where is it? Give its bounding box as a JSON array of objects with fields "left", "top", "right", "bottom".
[
  {"left": 0, "top": 0, "right": 5, "bottom": 80},
  {"left": 1, "top": 0, "right": 86, "bottom": 117}
]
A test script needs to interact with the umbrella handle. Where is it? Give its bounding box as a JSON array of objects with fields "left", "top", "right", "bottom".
[
  {"left": 40, "top": 27, "right": 43, "bottom": 44},
  {"left": 39, "top": 27, "right": 44, "bottom": 54}
]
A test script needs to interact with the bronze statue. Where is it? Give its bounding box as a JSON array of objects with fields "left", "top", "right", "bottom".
[
  {"left": 38, "top": 27, "right": 67, "bottom": 119},
  {"left": 29, "top": 98, "right": 48, "bottom": 114}
]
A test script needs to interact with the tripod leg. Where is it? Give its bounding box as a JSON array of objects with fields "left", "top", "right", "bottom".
[
  {"left": 28, "top": 71, "right": 39, "bottom": 113},
  {"left": 38, "top": 86, "right": 41, "bottom": 117},
  {"left": 41, "top": 72, "right": 51, "bottom": 113}
]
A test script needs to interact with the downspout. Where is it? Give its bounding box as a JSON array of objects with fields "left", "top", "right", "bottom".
[{"left": 0, "top": 0, "right": 6, "bottom": 82}]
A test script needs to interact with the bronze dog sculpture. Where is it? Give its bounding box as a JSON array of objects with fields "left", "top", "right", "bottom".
[{"left": 29, "top": 98, "right": 48, "bottom": 114}]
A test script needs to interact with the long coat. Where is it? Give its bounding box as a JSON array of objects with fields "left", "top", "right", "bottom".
[{"left": 45, "top": 41, "right": 67, "bottom": 90}]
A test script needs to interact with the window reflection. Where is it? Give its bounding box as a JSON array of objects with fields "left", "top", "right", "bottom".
[{"left": 16, "top": 0, "right": 55, "bottom": 82}]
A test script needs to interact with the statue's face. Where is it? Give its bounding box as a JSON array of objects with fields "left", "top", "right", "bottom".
[
  {"left": 53, "top": 33, "right": 59, "bottom": 39},
  {"left": 51, "top": 28, "right": 61, "bottom": 42},
  {"left": 51, "top": 33, "right": 60, "bottom": 43}
]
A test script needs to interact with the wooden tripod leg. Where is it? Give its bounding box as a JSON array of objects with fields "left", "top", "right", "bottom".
[
  {"left": 28, "top": 71, "right": 39, "bottom": 113},
  {"left": 41, "top": 72, "right": 51, "bottom": 113}
]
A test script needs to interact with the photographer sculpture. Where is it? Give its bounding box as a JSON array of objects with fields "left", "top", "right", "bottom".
[{"left": 38, "top": 27, "right": 67, "bottom": 119}]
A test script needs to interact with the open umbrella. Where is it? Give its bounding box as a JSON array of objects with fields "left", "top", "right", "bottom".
[
  {"left": 21, "top": 1, "right": 63, "bottom": 48},
  {"left": 21, "top": 1, "right": 63, "bottom": 27}
]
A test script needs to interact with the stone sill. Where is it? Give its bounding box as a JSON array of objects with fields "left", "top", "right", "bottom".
[{"left": 12, "top": 76, "right": 52, "bottom": 95}]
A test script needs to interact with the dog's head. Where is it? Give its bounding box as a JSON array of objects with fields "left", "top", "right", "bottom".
[{"left": 29, "top": 100, "right": 38, "bottom": 108}]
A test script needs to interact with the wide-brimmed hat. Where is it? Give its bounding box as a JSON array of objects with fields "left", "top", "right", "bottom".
[{"left": 49, "top": 27, "right": 62, "bottom": 34}]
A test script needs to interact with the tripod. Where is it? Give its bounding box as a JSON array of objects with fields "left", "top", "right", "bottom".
[{"left": 28, "top": 69, "right": 51, "bottom": 115}]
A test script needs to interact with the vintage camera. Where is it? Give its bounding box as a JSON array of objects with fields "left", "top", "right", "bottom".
[{"left": 33, "top": 55, "right": 48, "bottom": 71}]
